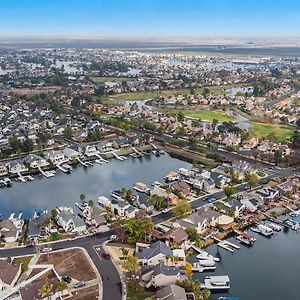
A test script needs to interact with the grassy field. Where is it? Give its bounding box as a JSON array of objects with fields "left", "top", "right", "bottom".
[
  {"left": 251, "top": 122, "right": 294, "bottom": 142},
  {"left": 90, "top": 76, "right": 132, "bottom": 82},
  {"left": 110, "top": 84, "right": 245, "bottom": 101},
  {"left": 161, "top": 109, "right": 235, "bottom": 122},
  {"left": 127, "top": 284, "right": 155, "bottom": 300}
]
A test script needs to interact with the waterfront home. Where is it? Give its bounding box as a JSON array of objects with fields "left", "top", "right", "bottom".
[
  {"left": 28, "top": 213, "right": 51, "bottom": 240},
  {"left": 173, "top": 206, "right": 222, "bottom": 234},
  {"left": 79, "top": 144, "right": 99, "bottom": 157},
  {"left": 201, "top": 170, "right": 231, "bottom": 188},
  {"left": 0, "top": 259, "right": 22, "bottom": 291},
  {"left": 63, "top": 147, "right": 80, "bottom": 161},
  {"left": 141, "top": 262, "right": 183, "bottom": 288},
  {"left": 136, "top": 241, "right": 172, "bottom": 266},
  {"left": 0, "top": 162, "right": 8, "bottom": 176},
  {"left": 8, "top": 160, "right": 28, "bottom": 174},
  {"left": 218, "top": 199, "right": 246, "bottom": 218},
  {"left": 156, "top": 284, "right": 187, "bottom": 300},
  {"left": 23, "top": 154, "right": 49, "bottom": 169},
  {"left": 0, "top": 219, "right": 19, "bottom": 243},
  {"left": 240, "top": 193, "right": 264, "bottom": 212},
  {"left": 153, "top": 227, "right": 189, "bottom": 246},
  {"left": 44, "top": 150, "right": 66, "bottom": 165},
  {"left": 256, "top": 187, "right": 280, "bottom": 202},
  {"left": 150, "top": 186, "right": 179, "bottom": 205},
  {"left": 276, "top": 180, "right": 296, "bottom": 196},
  {"left": 171, "top": 181, "right": 191, "bottom": 197},
  {"left": 82, "top": 205, "right": 107, "bottom": 227},
  {"left": 57, "top": 209, "right": 86, "bottom": 233}
]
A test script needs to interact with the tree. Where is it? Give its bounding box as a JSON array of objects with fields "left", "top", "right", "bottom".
[
  {"left": 177, "top": 111, "right": 185, "bottom": 122},
  {"left": 121, "top": 256, "right": 139, "bottom": 278},
  {"left": 223, "top": 185, "right": 236, "bottom": 199},
  {"left": 124, "top": 217, "right": 154, "bottom": 244},
  {"left": 51, "top": 209, "right": 58, "bottom": 218},
  {"left": 214, "top": 201, "right": 223, "bottom": 212},
  {"left": 185, "top": 227, "right": 200, "bottom": 242},
  {"left": 112, "top": 218, "right": 126, "bottom": 243},
  {"left": 173, "top": 199, "right": 191, "bottom": 217},
  {"left": 39, "top": 283, "right": 53, "bottom": 300},
  {"left": 22, "top": 138, "right": 34, "bottom": 153},
  {"left": 55, "top": 280, "right": 66, "bottom": 296},
  {"left": 274, "top": 149, "right": 282, "bottom": 166},
  {"left": 80, "top": 193, "right": 86, "bottom": 202},
  {"left": 212, "top": 118, "right": 218, "bottom": 131},
  {"left": 63, "top": 127, "right": 73, "bottom": 140},
  {"left": 245, "top": 173, "right": 259, "bottom": 190},
  {"left": 147, "top": 194, "right": 168, "bottom": 210},
  {"left": 88, "top": 199, "right": 94, "bottom": 207},
  {"left": 202, "top": 88, "right": 210, "bottom": 98}
]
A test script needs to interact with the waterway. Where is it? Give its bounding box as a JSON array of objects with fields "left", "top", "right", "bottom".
[
  {"left": 0, "top": 153, "right": 190, "bottom": 219},
  {"left": 192, "top": 226, "right": 300, "bottom": 300}
]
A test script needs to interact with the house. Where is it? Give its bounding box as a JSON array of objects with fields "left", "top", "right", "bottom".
[
  {"left": 154, "top": 227, "right": 189, "bottom": 246},
  {"left": 141, "top": 262, "right": 182, "bottom": 288},
  {"left": 171, "top": 181, "right": 191, "bottom": 197},
  {"left": 44, "top": 150, "right": 66, "bottom": 165},
  {"left": 63, "top": 147, "right": 80, "bottom": 161},
  {"left": 0, "top": 162, "right": 8, "bottom": 176},
  {"left": 8, "top": 160, "right": 28, "bottom": 174},
  {"left": 0, "top": 260, "right": 22, "bottom": 291},
  {"left": 0, "top": 219, "right": 21, "bottom": 243},
  {"left": 57, "top": 209, "right": 86, "bottom": 233},
  {"left": 136, "top": 241, "right": 172, "bottom": 266},
  {"left": 220, "top": 198, "right": 245, "bottom": 218},
  {"left": 83, "top": 205, "right": 107, "bottom": 227},
  {"left": 256, "top": 188, "right": 279, "bottom": 202},
  {"left": 173, "top": 206, "right": 222, "bottom": 234},
  {"left": 156, "top": 284, "right": 187, "bottom": 300},
  {"left": 23, "top": 154, "right": 49, "bottom": 169},
  {"left": 150, "top": 186, "right": 179, "bottom": 204},
  {"left": 241, "top": 193, "right": 263, "bottom": 212},
  {"left": 28, "top": 213, "right": 51, "bottom": 240}
]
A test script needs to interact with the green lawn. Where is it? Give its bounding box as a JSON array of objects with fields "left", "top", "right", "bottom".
[
  {"left": 127, "top": 283, "right": 155, "bottom": 300},
  {"left": 110, "top": 84, "right": 245, "bottom": 101},
  {"left": 90, "top": 76, "right": 133, "bottom": 82},
  {"left": 251, "top": 122, "right": 294, "bottom": 142},
  {"left": 161, "top": 109, "right": 235, "bottom": 122},
  {"left": 13, "top": 256, "right": 33, "bottom": 272}
]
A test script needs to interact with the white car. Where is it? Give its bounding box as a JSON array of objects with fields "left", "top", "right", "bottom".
[
  {"left": 68, "top": 236, "right": 78, "bottom": 241},
  {"left": 162, "top": 208, "right": 170, "bottom": 214},
  {"left": 41, "top": 247, "right": 53, "bottom": 253},
  {"left": 110, "top": 235, "right": 117, "bottom": 240}
]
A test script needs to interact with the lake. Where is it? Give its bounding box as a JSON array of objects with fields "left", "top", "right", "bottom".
[
  {"left": 0, "top": 153, "right": 191, "bottom": 219},
  {"left": 192, "top": 225, "right": 300, "bottom": 300}
]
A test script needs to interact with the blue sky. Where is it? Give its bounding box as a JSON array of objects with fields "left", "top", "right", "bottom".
[{"left": 1, "top": 0, "right": 300, "bottom": 38}]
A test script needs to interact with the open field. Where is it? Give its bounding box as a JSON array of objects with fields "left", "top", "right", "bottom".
[
  {"left": 251, "top": 122, "right": 294, "bottom": 142},
  {"left": 38, "top": 249, "right": 96, "bottom": 281},
  {"left": 110, "top": 84, "right": 245, "bottom": 101},
  {"left": 90, "top": 76, "right": 133, "bottom": 82},
  {"left": 160, "top": 109, "right": 235, "bottom": 122}
]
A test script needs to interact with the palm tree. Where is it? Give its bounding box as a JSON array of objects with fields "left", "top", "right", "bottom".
[
  {"left": 201, "top": 288, "right": 211, "bottom": 300},
  {"left": 38, "top": 283, "right": 53, "bottom": 300},
  {"left": 80, "top": 193, "right": 86, "bottom": 202}
]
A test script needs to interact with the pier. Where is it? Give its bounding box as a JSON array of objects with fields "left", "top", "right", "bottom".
[
  {"left": 38, "top": 166, "right": 51, "bottom": 178},
  {"left": 214, "top": 237, "right": 240, "bottom": 252},
  {"left": 111, "top": 151, "right": 124, "bottom": 161},
  {"left": 190, "top": 244, "right": 220, "bottom": 262},
  {"left": 17, "top": 172, "right": 26, "bottom": 183},
  {"left": 95, "top": 153, "right": 108, "bottom": 163},
  {"left": 77, "top": 157, "right": 89, "bottom": 167}
]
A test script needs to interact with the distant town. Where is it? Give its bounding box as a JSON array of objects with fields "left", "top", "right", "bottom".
[{"left": 1, "top": 46, "right": 300, "bottom": 300}]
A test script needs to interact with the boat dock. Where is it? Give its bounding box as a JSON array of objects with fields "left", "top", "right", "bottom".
[
  {"left": 57, "top": 163, "right": 72, "bottom": 173},
  {"left": 132, "top": 147, "right": 143, "bottom": 156},
  {"left": 17, "top": 172, "right": 26, "bottom": 183},
  {"left": 38, "top": 166, "right": 52, "bottom": 178},
  {"left": 95, "top": 154, "right": 108, "bottom": 163},
  {"left": 214, "top": 237, "right": 240, "bottom": 252},
  {"left": 190, "top": 245, "right": 220, "bottom": 262},
  {"left": 112, "top": 151, "right": 125, "bottom": 161},
  {"left": 77, "top": 157, "right": 90, "bottom": 167}
]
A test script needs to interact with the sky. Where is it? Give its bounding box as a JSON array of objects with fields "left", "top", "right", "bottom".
[{"left": 1, "top": 0, "right": 300, "bottom": 39}]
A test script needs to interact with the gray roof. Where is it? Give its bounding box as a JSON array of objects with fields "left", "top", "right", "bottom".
[
  {"left": 156, "top": 284, "right": 187, "bottom": 300},
  {"left": 137, "top": 241, "right": 172, "bottom": 260},
  {"left": 142, "top": 262, "right": 180, "bottom": 277}
]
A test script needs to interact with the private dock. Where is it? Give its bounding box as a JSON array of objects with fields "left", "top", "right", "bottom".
[
  {"left": 77, "top": 157, "right": 89, "bottom": 167},
  {"left": 190, "top": 245, "right": 220, "bottom": 262},
  {"left": 95, "top": 153, "right": 108, "bottom": 163},
  {"left": 17, "top": 172, "right": 26, "bottom": 183},
  {"left": 112, "top": 151, "right": 124, "bottom": 161},
  {"left": 214, "top": 237, "right": 240, "bottom": 252}
]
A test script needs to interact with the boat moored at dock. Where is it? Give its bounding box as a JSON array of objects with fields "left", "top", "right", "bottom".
[
  {"left": 236, "top": 232, "right": 256, "bottom": 245},
  {"left": 202, "top": 275, "right": 230, "bottom": 290}
]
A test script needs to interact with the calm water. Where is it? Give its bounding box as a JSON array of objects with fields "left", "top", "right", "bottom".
[
  {"left": 0, "top": 154, "right": 190, "bottom": 219},
  {"left": 193, "top": 227, "right": 300, "bottom": 300}
]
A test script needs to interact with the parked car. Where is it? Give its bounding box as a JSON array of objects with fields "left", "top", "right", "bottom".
[
  {"left": 109, "top": 234, "right": 117, "bottom": 240},
  {"left": 26, "top": 242, "right": 35, "bottom": 248},
  {"left": 74, "top": 281, "right": 85, "bottom": 288},
  {"left": 162, "top": 208, "right": 170, "bottom": 213},
  {"left": 41, "top": 247, "right": 52, "bottom": 253},
  {"left": 62, "top": 276, "right": 72, "bottom": 283},
  {"left": 68, "top": 236, "right": 78, "bottom": 241},
  {"left": 207, "top": 197, "right": 216, "bottom": 203},
  {"left": 102, "top": 251, "right": 111, "bottom": 259}
]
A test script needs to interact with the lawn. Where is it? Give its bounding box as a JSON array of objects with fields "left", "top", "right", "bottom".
[
  {"left": 161, "top": 109, "right": 235, "bottom": 122},
  {"left": 90, "top": 76, "right": 132, "bottom": 82},
  {"left": 127, "top": 283, "right": 155, "bottom": 300},
  {"left": 251, "top": 122, "right": 294, "bottom": 142},
  {"left": 110, "top": 84, "right": 245, "bottom": 101},
  {"left": 13, "top": 256, "right": 33, "bottom": 272}
]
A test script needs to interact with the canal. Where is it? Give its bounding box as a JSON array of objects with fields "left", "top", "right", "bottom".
[
  {"left": 192, "top": 226, "right": 300, "bottom": 300},
  {"left": 0, "top": 153, "right": 191, "bottom": 219}
]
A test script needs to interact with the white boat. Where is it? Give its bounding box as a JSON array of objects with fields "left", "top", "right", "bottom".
[
  {"left": 192, "top": 262, "right": 216, "bottom": 272},
  {"left": 202, "top": 275, "right": 230, "bottom": 290},
  {"left": 94, "top": 159, "right": 103, "bottom": 165},
  {"left": 236, "top": 232, "right": 256, "bottom": 245},
  {"left": 198, "top": 259, "right": 215, "bottom": 267},
  {"left": 196, "top": 253, "right": 220, "bottom": 262},
  {"left": 267, "top": 223, "right": 282, "bottom": 232},
  {"left": 250, "top": 226, "right": 261, "bottom": 233},
  {"left": 258, "top": 224, "right": 273, "bottom": 237}
]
